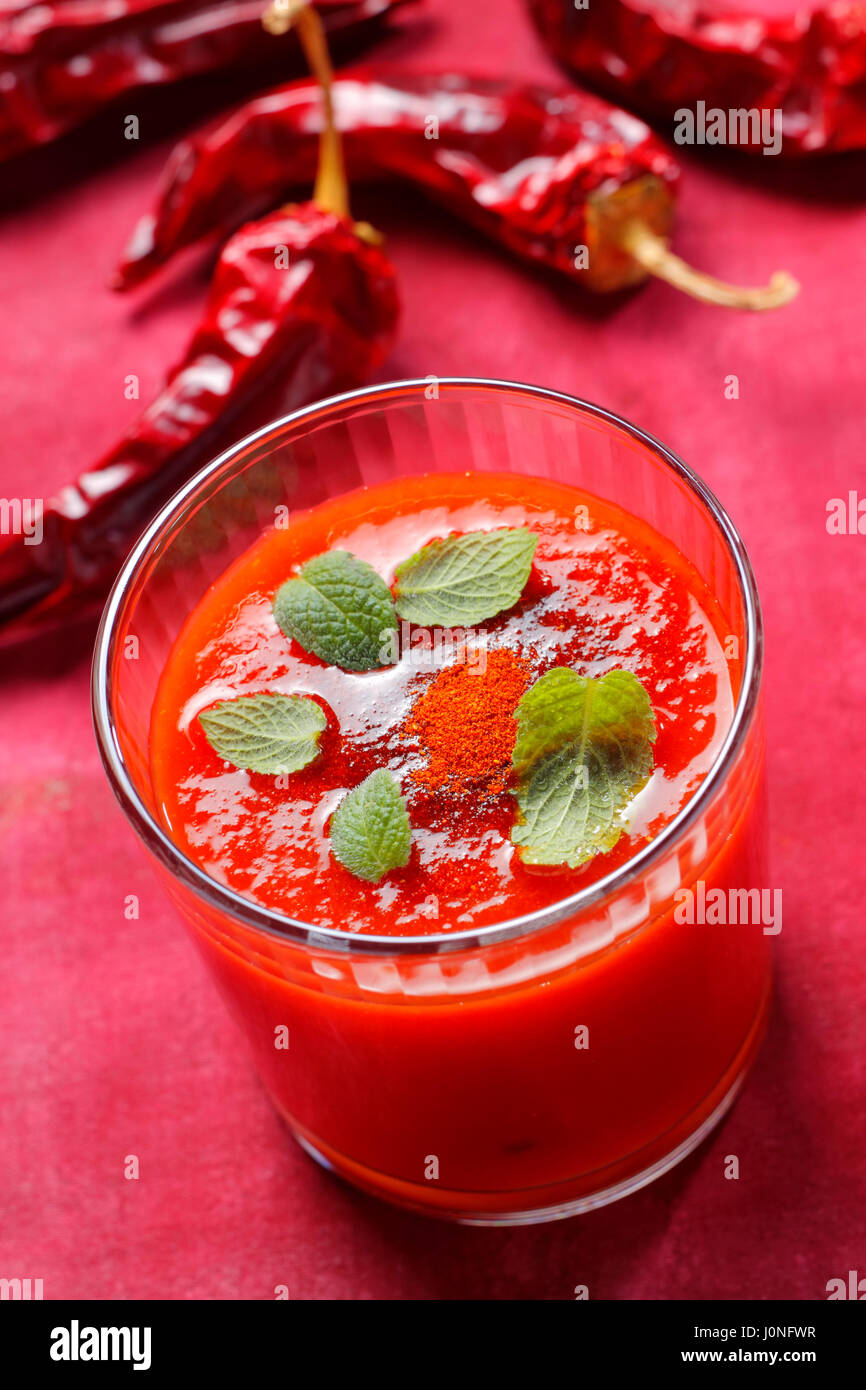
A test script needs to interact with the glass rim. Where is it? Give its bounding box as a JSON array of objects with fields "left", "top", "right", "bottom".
[{"left": 91, "top": 377, "right": 764, "bottom": 958}]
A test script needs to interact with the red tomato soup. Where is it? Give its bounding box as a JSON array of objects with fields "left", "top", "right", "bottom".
[{"left": 150, "top": 471, "right": 770, "bottom": 1218}]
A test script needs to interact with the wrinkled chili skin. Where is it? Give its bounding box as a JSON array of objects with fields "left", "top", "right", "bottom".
[
  {"left": 116, "top": 67, "right": 680, "bottom": 289},
  {"left": 528, "top": 0, "right": 866, "bottom": 155},
  {"left": 0, "top": 0, "right": 413, "bottom": 161},
  {"left": 0, "top": 205, "right": 398, "bottom": 638}
]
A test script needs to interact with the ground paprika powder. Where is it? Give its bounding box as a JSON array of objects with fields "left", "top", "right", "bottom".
[{"left": 403, "top": 647, "right": 531, "bottom": 801}]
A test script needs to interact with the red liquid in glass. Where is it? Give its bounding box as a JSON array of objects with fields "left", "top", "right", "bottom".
[{"left": 150, "top": 473, "right": 770, "bottom": 1216}]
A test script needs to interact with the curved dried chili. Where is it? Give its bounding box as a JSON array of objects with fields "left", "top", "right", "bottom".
[
  {"left": 528, "top": 0, "right": 866, "bottom": 156},
  {"left": 0, "top": 1, "right": 398, "bottom": 640},
  {"left": 115, "top": 66, "right": 797, "bottom": 309},
  {"left": 0, "top": 0, "right": 413, "bottom": 161}
]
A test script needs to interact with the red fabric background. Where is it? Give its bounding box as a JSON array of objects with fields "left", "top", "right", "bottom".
[{"left": 1, "top": 0, "right": 864, "bottom": 1300}]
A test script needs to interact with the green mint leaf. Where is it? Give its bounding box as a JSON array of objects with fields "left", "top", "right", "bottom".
[
  {"left": 393, "top": 528, "right": 538, "bottom": 626},
  {"left": 330, "top": 769, "right": 412, "bottom": 884},
  {"left": 199, "top": 693, "right": 327, "bottom": 775},
  {"left": 511, "top": 668, "right": 656, "bottom": 868},
  {"left": 274, "top": 550, "right": 397, "bottom": 672}
]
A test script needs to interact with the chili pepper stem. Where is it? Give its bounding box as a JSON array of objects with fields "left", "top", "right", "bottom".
[
  {"left": 617, "top": 220, "right": 798, "bottom": 311},
  {"left": 262, "top": 0, "right": 350, "bottom": 221}
]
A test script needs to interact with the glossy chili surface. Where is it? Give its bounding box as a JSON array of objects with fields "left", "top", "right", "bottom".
[
  {"left": 116, "top": 68, "right": 679, "bottom": 290},
  {"left": 0, "top": 205, "right": 398, "bottom": 638},
  {"left": 529, "top": 0, "right": 866, "bottom": 154},
  {"left": 0, "top": 0, "right": 412, "bottom": 160}
]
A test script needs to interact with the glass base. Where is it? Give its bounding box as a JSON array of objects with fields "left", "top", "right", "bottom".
[{"left": 280, "top": 984, "right": 771, "bottom": 1226}]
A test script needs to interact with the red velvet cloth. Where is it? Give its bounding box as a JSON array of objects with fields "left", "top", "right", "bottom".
[{"left": 1, "top": 0, "right": 864, "bottom": 1299}]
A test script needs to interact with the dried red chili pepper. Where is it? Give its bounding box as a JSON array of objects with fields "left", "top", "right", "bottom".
[
  {"left": 0, "top": 0, "right": 413, "bottom": 161},
  {"left": 0, "top": 3, "right": 397, "bottom": 639},
  {"left": 115, "top": 66, "right": 797, "bottom": 309},
  {"left": 528, "top": 0, "right": 866, "bottom": 156}
]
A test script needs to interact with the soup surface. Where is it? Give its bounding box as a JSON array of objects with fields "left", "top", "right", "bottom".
[{"left": 150, "top": 472, "right": 736, "bottom": 935}]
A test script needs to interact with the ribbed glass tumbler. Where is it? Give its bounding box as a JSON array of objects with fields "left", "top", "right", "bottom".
[{"left": 93, "top": 380, "right": 771, "bottom": 1224}]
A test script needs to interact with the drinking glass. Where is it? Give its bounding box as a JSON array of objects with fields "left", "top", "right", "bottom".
[{"left": 93, "top": 379, "right": 771, "bottom": 1224}]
